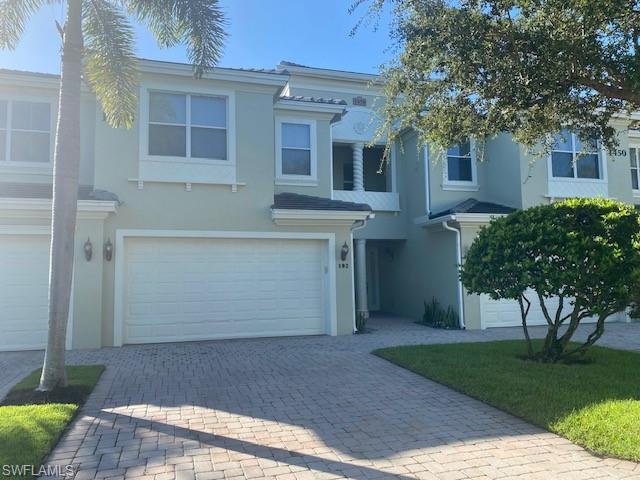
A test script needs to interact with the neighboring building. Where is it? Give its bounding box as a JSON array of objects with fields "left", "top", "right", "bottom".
[{"left": 0, "top": 60, "right": 636, "bottom": 351}]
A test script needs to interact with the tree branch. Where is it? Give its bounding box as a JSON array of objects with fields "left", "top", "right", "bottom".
[{"left": 578, "top": 77, "right": 640, "bottom": 106}]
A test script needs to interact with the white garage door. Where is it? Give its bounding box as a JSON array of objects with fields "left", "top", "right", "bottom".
[
  {"left": 480, "top": 292, "right": 608, "bottom": 328},
  {"left": 123, "top": 236, "right": 328, "bottom": 344},
  {"left": 0, "top": 233, "right": 50, "bottom": 351}
]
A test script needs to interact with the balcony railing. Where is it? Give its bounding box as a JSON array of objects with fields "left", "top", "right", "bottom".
[{"left": 332, "top": 190, "right": 400, "bottom": 212}]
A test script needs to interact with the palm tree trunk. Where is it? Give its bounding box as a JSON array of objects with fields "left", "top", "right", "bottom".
[{"left": 38, "top": 0, "right": 84, "bottom": 392}]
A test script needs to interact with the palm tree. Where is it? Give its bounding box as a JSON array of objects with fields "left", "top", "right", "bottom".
[{"left": 0, "top": 0, "right": 226, "bottom": 391}]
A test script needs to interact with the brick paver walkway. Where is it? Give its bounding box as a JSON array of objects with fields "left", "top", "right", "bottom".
[{"left": 2, "top": 317, "right": 639, "bottom": 479}]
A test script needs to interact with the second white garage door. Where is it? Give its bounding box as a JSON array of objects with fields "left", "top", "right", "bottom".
[
  {"left": 123, "top": 236, "right": 328, "bottom": 344},
  {"left": 0, "top": 232, "right": 50, "bottom": 351},
  {"left": 479, "top": 292, "right": 612, "bottom": 328}
]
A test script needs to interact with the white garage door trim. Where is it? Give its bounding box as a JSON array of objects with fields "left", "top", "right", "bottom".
[
  {"left": 0, "top": 225, "right": 73, "bottom": 351},
  {"left": 113, "top": 229, "right": 337, "bottom": 346}
]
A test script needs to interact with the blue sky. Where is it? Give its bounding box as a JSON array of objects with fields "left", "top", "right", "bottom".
[{"left": 0, "top": 0, "right": 394, "bottom": 75}]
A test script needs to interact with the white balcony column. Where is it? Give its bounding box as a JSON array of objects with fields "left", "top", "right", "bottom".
[
  {"left": 352, "top": 142, "right": 365, "bottom": 192},
  {"left": 355, "top": 238, "right": 369, "bottom": 320}
]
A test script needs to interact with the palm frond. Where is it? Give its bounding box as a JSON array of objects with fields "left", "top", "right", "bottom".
[
  {"left": 82, "top": 0, "right": 138, "bottom": 128},
  {"left": 0, "top": 0, "right": 50, "bottom": 49},
  {"left": 125, "top": 0, "right": 226, "bottom": 77}
]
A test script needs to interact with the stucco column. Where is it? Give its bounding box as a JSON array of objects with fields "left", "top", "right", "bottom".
[
  {"left": 355, "top": 238, "right": 369, "bottom": 320},
  {"left": 352, "top": 142, "right": 365, "bottom": 192}
]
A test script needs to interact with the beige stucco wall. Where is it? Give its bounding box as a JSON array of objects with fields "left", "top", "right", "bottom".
[
  {"left": 460, "top": 223, "right": 483, "bottom": 330},
  {"left": 376, "top": 132, "right": 460, "bottom": 321},
  {"left": 483, "top": 133, "right": 523, "bottom": 209},
  {"left": 92, "top": 73, "right": 358, "bottom": 346}
]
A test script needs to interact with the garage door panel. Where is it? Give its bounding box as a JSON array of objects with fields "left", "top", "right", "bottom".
[
  {"left": 124, "top": 236, "right": 327, "bottom": 344},
  {"left": 0, "top": 234, "right": 50, "bottom": 351},
  {"left": 480, "top": 292, "right": 598, "bottom": 328}
]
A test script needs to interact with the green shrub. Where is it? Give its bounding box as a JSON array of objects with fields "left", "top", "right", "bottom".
[
  {"left": 421, "top": 298, "right": 460, "bottom": 329},
  {"left": 461, "top": 198, "right": 640, "bottom": 362}
]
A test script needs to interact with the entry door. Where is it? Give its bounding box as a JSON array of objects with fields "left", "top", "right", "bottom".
[{"left": 366, "top": 246, "right": 380, "bottom": 311}]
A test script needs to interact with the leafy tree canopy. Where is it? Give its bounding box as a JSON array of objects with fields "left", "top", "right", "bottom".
[
  {"left": 461, "top": 198, "right": 640, "bottom": 361},
  {"left": 355, "top": 0, "right": 640, "bottom": 153}
]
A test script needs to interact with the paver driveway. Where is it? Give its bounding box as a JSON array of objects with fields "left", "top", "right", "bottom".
[{"left": 2, "top": 317, "right": 640, "bottom": 480}]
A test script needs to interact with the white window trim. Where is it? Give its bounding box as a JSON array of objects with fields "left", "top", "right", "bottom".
[
  {"left": 275, "top": 117, "right": 318, "bottom": 186},
  {"left": 630, "top": 143, "right": 640, "bottom": 197},
  {"left": 442, "top": 138, "right": 478, "bottom": 191},
  {"left": 548, "top": 132, "right": 607, "bottom": 183},
  {"left": 0, "top": 96, "right": 55, "bottom": 172}
]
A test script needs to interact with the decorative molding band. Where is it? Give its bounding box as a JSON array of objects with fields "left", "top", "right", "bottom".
[
  {"left": 0, "top": 198, "right": 118, "bottom": 220},
  {"left": 271, "top": 208, "right": 372, "bottom": 226}
]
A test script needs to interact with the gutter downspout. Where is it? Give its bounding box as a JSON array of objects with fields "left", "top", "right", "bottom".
[
  {"left": 423, "top": 145, "right": 431, "bottom": 216},
  {"left": 350, "top": 214, "right": 375, "bottom": 333},
  {"left": 442, "top": 218, "right": 465, "bottom": 329}
]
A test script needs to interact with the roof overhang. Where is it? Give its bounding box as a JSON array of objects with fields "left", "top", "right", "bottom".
[
  {"left": 138, "top": 59, "right": 289, "bottom": 88},
  {"left": 278, "top": 63, "right": 381, "bottom": 85},
  {"left": 274, "top": 98, "right": 347, "bottom": 116},
  {"left": 414, "top": 212, "right": 507, "bottom": 227},
  {"left": 272, "top": 208, "right": 373, "bottom": 226},
  {"left": 0, "top": 198, "right": 118, "bottom": 220}
]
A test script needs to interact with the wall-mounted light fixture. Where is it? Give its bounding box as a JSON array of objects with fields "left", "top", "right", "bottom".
[
  {"left": 83, "top": 237, "right": 93, "bottom": 261},
  {"left": 340, "top": 242, "right": 350, "bottom": 261},
  {"left": 104, "top": 238, "right": 113, "bottom": 262}
]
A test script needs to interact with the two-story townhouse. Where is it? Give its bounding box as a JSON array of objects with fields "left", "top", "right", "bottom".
[
  {"left": 386, "top": 123, "right": 638, "bottom": 330},
  {"left": 0, "top": 59, "right": 636, "bottom": 352}
]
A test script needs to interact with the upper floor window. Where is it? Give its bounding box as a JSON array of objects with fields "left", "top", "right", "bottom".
[
  {"left": 631, "top": 145, "right": 639, "bottom": 191},
  {"left": 551, "top": 130, "right": 601, "bottom": 179},
  {"left": 0, "top": 99, "right": 51, "bottom": 164},
  {"left": 444, "top": 138, "right": 477, "bottom": 189},
  {"left": 276, "top": 118, "right": 317, "bottom": 183},
  {"left": 148, "top": 92, "right": 227, "bottom": 161}
]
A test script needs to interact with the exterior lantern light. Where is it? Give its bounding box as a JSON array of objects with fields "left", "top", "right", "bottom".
[
  {"left": 340, "top": 242, "right": 350, "bottom": 261},
  {"left": 83, "top": 237, "right": 93, "bottom": 261},
  {"left": 104, "top": 238, "right": 113, "bottom": 261}
]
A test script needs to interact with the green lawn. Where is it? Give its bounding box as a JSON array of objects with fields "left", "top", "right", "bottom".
[
  {"left": 0, "top": 365, "right": 104, "bottom": 479},
  {"left": 375, "top": 341, "right": 640, "bottom": 461}
]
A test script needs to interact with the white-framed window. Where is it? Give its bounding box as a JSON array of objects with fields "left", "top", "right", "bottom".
[
  {"left": 550, "top": 129, "right": 602, "bottom": 180},
  {"left": 630, "top": 145, "right": 639, "bottom": 193},
  {"left": 148, "top": 91, "right": 227, "bottom": 161},
  {"left": 443, "top": 138, "right": 477, "bottom": 189},
  {"left": 276, "top": 118, "right": 317, "bottom": 184},
  {"left": 0, "top": 99, "right": 52, "bottom": 164}
]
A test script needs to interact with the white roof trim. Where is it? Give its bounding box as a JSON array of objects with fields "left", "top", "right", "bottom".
[
  {"left": 138, "top": 59, "right": 289, "bottom": 87},
  {"left": 0, "top": 198, "right": 118, "bottom": 220},
  {"left": 274, "top": 99, "right": 346, "bottom": 115},
  {"left": 272, "top": 208, "right": 372, "bottom": 226},
  {"left": 279, "top": 64, "right": 381, "bottom": 84},
  {"left": 414, "top": 212, "right": 508, "bottom": 227}
]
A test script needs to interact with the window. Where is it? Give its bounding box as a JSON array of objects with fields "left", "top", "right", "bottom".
[
  {"left": 0, "top": 99, "right": 51, "bottom": 163},
  {"left": 445, "top": 138, "right": 476, "bottom": 185},
  {"left": 551, "top": 129, "right": 601, "bottom": 179},
  {"left": 148, "top": 92, "right": 227, "bottom": 160},
  {"left": 631, "top": 146, "right": 639, "bottom": 191},
  {"left": 281, "top": 123, "right": 311, "bottom": 175},
  {"left": 276, "top": 119, "right": 316, "bottom": 182}
]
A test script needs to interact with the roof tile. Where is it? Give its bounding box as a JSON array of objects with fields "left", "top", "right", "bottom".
[{"left": 272, "top": 192, "right": 370, "bottom": 212}]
